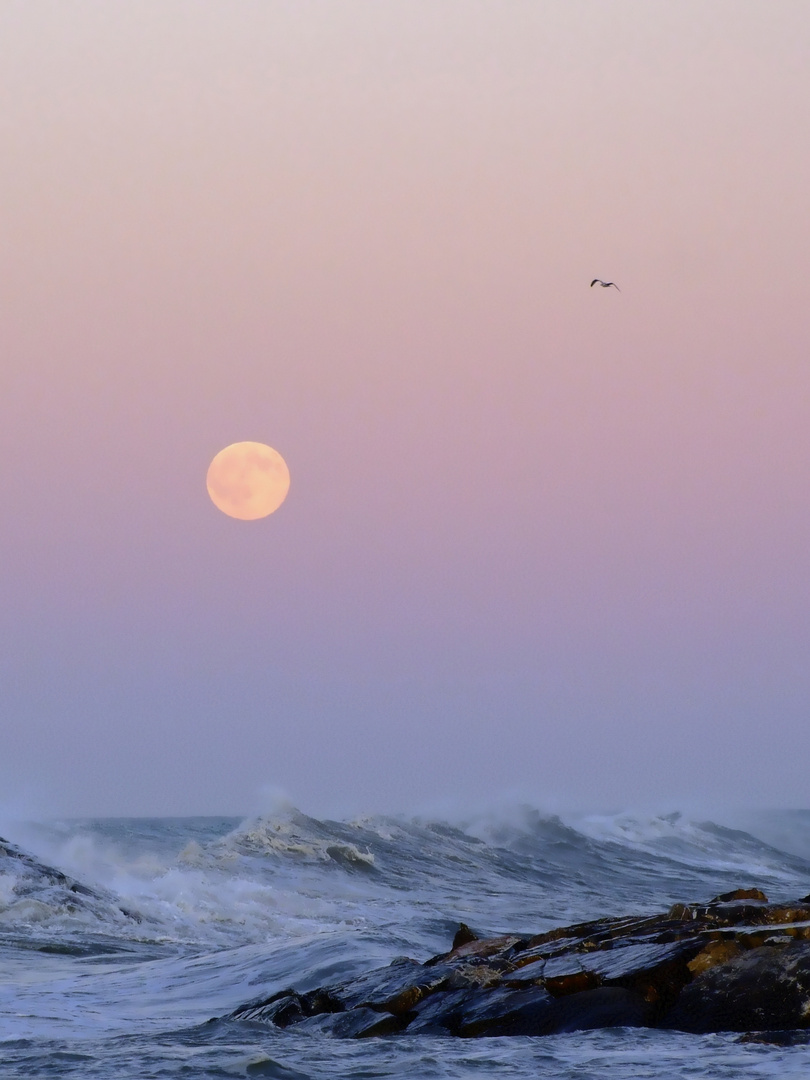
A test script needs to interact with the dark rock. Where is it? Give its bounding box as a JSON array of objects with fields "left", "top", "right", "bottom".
[
  {"left": 452, "top": 923, "right": 479, "bottom": 950},
  {"left": 228, "top": 892, "right": 810, "bottom": 1039},
  {"left": 293, "top": 1008, "right": 408, "bottom": 1038},
  {"left": 544, "top": 969, "right": 601, "bottom": 997},
  {"left": 503, "top": 958, "right": 546, "bottom": 984},
  {"left": 231, "top": 991, "right": 310, "bottom": 1027},
  {"left": 738, "top": 1030, "right": 810, "bottom": 1046},
  {"left": 687, "top": 940, "right": 744, "bottom": 977},
  {"left": 432, "top": 933, "right": 526, "bottom": 965},
  {"left": 705, "top": 902, "right": 773, "bottom": 925},
  {"left": 452, "top": 985, "right": 557, "bottom": 1037},
  {"left": 711, "top": 888, "right": 768, "bottom": 904},
  {"left": 405, "top": 989, "right": 480, "bottom": 1035},
  {"left": 548, "top": 987, "right": 650, "bottom": 1032},
  {"left": 451, "top": 985, "right": 649, "bottom": 1037},
  {"left": 322, "top": 959, "right": 456, "bottom": 1013},
  {"left": 661, "top": 942, "right": 810, "bottom": 1033},
  {"left": 542, "top": 939, "right": 698, "bottom": 985}
]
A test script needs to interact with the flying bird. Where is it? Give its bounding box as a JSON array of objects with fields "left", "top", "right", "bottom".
[{"left": 590, "top": 279, "right": 620, "bottom": 291}]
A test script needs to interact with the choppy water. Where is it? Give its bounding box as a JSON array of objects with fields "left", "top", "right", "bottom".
[{"left": 1, "top": 805, "right": 809, "bottom": 1078}]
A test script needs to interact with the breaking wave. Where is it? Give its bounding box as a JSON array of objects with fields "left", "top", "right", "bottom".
[{"left": 2, "top": 805, "right": 808, "bottom": 956}]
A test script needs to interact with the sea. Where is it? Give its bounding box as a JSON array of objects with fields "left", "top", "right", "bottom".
[{"left": 1, "top": 804, "right": 810, "bottom": 1079}]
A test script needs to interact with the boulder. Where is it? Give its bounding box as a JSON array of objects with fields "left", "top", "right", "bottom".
[{"left": 661, "top": 942, "right": 810, "bottom": 1033}]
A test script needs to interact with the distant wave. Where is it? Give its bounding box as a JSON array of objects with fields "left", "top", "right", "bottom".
[{"left": 1, "top": 805, "right": 808, "bottom": 955}]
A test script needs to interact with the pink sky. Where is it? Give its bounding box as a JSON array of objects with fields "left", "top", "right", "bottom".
[{"left": 1, "top": 1, "right": 809, "bottom": 816}]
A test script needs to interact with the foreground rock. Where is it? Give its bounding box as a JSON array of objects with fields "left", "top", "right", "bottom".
[{"left": 228, "top": 888, "right": 810, "bottom": 1038}]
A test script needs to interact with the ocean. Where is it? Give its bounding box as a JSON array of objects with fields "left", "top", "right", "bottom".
[{"left": 1, "top": 805, "right": 809, "bottom": 1078}]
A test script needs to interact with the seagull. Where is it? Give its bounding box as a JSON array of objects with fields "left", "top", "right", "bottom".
[{"left": 590, "top": 279, "right": 620, "bottom": 291}]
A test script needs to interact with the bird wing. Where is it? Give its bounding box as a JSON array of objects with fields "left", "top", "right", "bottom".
[
  {"left": 609, "top": 283, "right": 621, "bottom": 291},
  {"left": 590, "top": 279, "right": 600, "bottom": 287}
]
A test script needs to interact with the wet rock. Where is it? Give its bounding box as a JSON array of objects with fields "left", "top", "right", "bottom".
[
  {"left": 711, "top": 888, "right": 768, "bottom": 904},
  {"left": 660, "top": 942, "right": 810, "bottom": 1033},
  {"left": 437, "top": 933, "right": 525, "bottom": 964},
  {"left": 323, "top": 959, "right": 457, "bottom": 1013},
  {"left": 451, "top": 985, "right": 557, "bottom": 1037},
  {"left": 228, "top": 960, "right": 457, "bottom": 1025},
  {"left": 542, "top": 969, "right": 602, "bottom": 997},
  {"left": 541, "top": 939, "right": 698, "bottom": 985},
  {"left": 407, "top": 984, "right": 648, "bottom": 1037},
  {"left": 229, "top": 890, "right": 810, "bottom": 1039},
  {"left": 405, "top": 988, "right": 480, "bottom": 1035},
  {"left": 425, "top": 984, "right": 644, "bottom": 1038},
  {"left": 293, "top": 1008, "right": 408, "bottom": 1038},
  {"left": 738, "top": 1029, "right": 810, "bottom": 1046},
  {"left": 502, "top": 957, "right": 546, "bottom": 984},
  {"left": 232, "top": 991, "right": 311, "bottom": 1027},
  {"left": 451, "top": 923, "right": 479, "bottom": 950},
  {"left": 687, "top": 940, "right": 744, "bottom": 978},
  {"left": 545, "top": 987, "right": 650, "bottom": 1032}
]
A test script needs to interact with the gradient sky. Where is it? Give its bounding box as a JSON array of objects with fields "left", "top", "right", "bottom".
[{"left": 1, "top": 1, "right": 809, "bottom": 817}]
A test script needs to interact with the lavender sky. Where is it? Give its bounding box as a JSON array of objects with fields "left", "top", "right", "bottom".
[{"left": 1, "top": 2, "right": 809, "bottom": 817}]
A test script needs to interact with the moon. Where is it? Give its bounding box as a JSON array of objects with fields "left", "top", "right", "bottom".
[{"left": 206, "top": 442, "right": 290, "bottom": 520}]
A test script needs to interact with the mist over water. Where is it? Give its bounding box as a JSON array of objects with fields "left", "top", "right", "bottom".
[{"left": 1, "top": 802, "right": 809, "bottom": 1077}]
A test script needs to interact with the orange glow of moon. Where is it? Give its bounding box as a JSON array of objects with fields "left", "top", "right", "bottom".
[{"left": 206, "top": 442, "right": 290, "bottom": 520}]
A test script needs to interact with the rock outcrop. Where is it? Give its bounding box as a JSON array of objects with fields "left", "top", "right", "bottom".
[{"left": 228, "top": 888, "right": 810, "bottom": 1038}]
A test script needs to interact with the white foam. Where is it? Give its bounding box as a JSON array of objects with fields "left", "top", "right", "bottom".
[
  {"left": 0, "top": 816, "right": 388, "bottom": 948},
  {"left": 0, "top": 871, "right": 19, "bottom": 910},
  {"left": 2, "top": 802, "right": 807, "bottom": 951}
]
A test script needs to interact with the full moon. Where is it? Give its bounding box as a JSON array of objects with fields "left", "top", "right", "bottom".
[{"left": 206, "top": 442, "right": 290, "bottom": 520}]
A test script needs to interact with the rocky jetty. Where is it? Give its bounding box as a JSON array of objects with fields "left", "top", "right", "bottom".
[{"left": 228, "top": 889, "right": 810, "bottom": 1038}]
